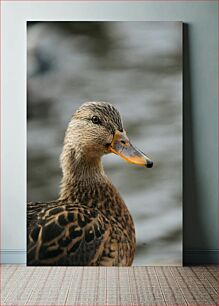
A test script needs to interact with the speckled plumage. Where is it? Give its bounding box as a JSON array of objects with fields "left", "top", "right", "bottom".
[{"left": 27, "top": 102, "right": 137, "bottom": 266}]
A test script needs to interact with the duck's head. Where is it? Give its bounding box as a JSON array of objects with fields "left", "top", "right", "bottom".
[{"left": 63, "top": 101, "right": 153, "bottom": 168}]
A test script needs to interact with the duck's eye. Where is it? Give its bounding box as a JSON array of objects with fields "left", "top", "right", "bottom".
[{"left": 91, "top": 116, "right": 101, "bottom": 125}]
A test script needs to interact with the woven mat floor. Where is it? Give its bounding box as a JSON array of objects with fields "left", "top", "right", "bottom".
[{"left": 1, "top": 265, "right": 218, "bottom": 305}]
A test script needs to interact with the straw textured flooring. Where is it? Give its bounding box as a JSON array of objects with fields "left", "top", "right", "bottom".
[{"left": 1, "top": 265, "right": 218, "bottom": 305}]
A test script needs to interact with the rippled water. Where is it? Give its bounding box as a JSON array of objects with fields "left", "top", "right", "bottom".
[{"left": 27, "top": 22, "right": 182, "bottom": 265}]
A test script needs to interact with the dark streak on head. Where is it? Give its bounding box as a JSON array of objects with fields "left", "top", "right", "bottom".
[{"left": 75, "top": 101, "right": 124, "bottom": 134}]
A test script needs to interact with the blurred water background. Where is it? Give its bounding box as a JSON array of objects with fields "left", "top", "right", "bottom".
[{"left": 27, "top": 22, "right": 182, "bottom": 265}]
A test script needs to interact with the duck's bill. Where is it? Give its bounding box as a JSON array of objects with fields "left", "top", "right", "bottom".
[{"left": 108, "top": 130, "right": 153, "bottom": 168}]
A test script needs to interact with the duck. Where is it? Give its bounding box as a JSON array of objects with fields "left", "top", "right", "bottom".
[{"left": 27, "top": 101, "right": 153, "bottom": 266}]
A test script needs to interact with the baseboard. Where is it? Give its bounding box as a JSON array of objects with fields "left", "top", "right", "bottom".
[
  {"left": 183, "top": 250, "right": 218, "bottom": 265},
  {"left": 1, "top": 249, "right": 218, "bottom": 265},
  {"left": 0, "top": 250, "right": 26, "bottom": 264}
]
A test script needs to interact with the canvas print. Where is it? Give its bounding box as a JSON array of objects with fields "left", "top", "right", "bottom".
[{"left": 27, "top": 21, "right": 182, "bottom": 266}]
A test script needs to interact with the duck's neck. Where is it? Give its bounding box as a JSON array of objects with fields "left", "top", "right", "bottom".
[
  {"left": 58, "top": 146, "right": 135, "bottom": 240},
  {"left": 59, "top": 147, "right": 107, "bottom": 201}
]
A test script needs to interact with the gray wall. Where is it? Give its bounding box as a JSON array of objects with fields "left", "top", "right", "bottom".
[{"left": 1, "top": 1, "right": 218, "bottom": 263}]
